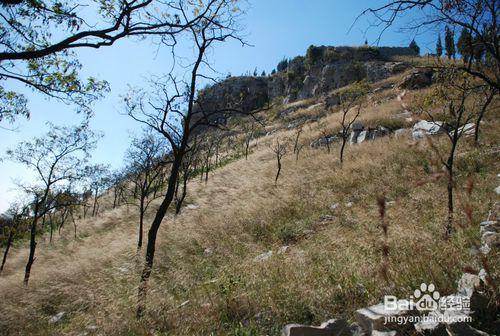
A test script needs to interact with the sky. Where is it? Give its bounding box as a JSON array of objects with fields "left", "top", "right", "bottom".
[{"left": 0, "top": 0, "right": 437, "bottom": 212}]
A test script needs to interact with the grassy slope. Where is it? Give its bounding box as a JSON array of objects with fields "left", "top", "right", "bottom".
[{"left": 0, "top": 73, "right": 499, "bottom": 336}]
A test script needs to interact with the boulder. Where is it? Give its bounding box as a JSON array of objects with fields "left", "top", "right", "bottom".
[
  {"left": 457, "top": 273, "right": 481, "bottom": 297},
  {"left": 455, "top": 123, "right": 475, "bottom": 137},
  {"left": 282, "top": 319, "right": 351, "bottom": 336},
  {"left": 357, "top": 131, "right": 369, "bottom": 144},
  {"left": 447, "top": 322, "right": 490, "bottom": 336},
  {"left": 49, "top": 312, "right": 65, "bottom": 324},
  {"left": 394, "top": 128, "right": 409, "bottom": 138},
  {"left": 412, "top": 120, "right": 444, "bottom": 140},
  {"left": 354, "top": 303, "right": 411, "bottom": 334}
]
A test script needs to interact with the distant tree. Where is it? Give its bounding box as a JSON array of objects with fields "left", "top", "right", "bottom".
[
  {"left": 125, "top": 131, "right": 168, "bottom": 250},
  {"left": 84, "top": 164, "right": 111, "bottom": 217},
  {"left": 457, "top": 28, "right": 473, "bottom": 64},
  {"left": 364, "top": 39, "right": 368, "bottom": 45},
  {"left": 337, "top": 81, "right": 370, "bottom": 165},
  {"left": 0, "top": 203, "right": 28, "bottom": 274},
  {"left": 436, "top": 35, "right": 443, "bottom": 58},
  {"left": 271, "top": 69, "right": 276, "bottom": 75},
  {"left": 362, "top": 0, "right": 499, "bottom": 91},
  {"left": 110, "top": 169, "right": 128, "bottom": 209},
  {"left": 277, "top": 58, "right": 289, "bottom": 72},
  {"left": 409, "top": 39, "right": 420, "bottom": 55},
  {"left": 253, "top": 67, "right": 258, "bottom": 76},
  {"left": 445, "top": 26, "right": 456, "bottom": 60},
  {"left": 5, "top": 122, "right": 100, "bottom": 284},
  {"left": 305, "top": 45, "right": 323, "bottom": 68},
  {"left": 474, "top": 86, "right": 497, "bottom": 145},
  {"left": 242, "top": 122, "right": 256, "bottom": 160},
  {"left": 319, "top": 123, "right": 333, "bottom": 154},
  {"left": 261, "top": 70, "right": 266, "bottom": 77},
  {"left": 271, "top": 139, "right": 287, "bottom": 185}
]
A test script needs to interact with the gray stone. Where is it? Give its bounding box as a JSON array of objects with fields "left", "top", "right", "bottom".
[
  {"left": 457, "top": 273, "right": 481, "bottom": 298},
  {"left": 49, "top": 312, "right": 65, "bottom": 324},
  {"left": 414, "top": 318, "right": 448, "bottom": 336},
  {"left": 282, "top": 319, "right": 350, "bottom": 336},
  {"left": 351, "top": 122, "right": 364, "bottom": 131},
  {"left": 495, "top": 186, "right": 500, "bottom": 195},
  {"left": 354, "top": 303, "right": 410, "bottom": 334},
  {"left": 479, "top": 221, "right": 498, "bottom": 235},
  {"left": 357, "top": 131, "right": 369, "bottom": 144},
  {"left": 398, "top": 68, "right": 433, "bottom": 90},
  {"left": 455, "top": 123, "right": 475, "bottom": 137},
  {"left": 412, "top": 120, "right": 444, "bottom": 140}
]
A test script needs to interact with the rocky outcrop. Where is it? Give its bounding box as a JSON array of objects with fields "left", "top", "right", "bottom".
[
  {"left": 398, "top": 68, "right": 434, "bottom": 90},
  {"left": 196, "top": 46, "right": 414, "bottom": 124}
]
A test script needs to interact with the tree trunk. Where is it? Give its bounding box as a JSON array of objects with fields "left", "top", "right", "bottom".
[
  {"left": 138, "top": 196, "right": 145, "bottom": 250},
  {"left": 175, "top": 173, "right": 188, "bottom": 215},
  {"left": 340, "top": 134, "right": 347, "bottom": 165},
  {"left": 275, "top": 158, "right": 281, "bottom": 185},
  {"left": 92, "top": 188, "right": 99, "bottom": 216},
  {"left": 24, "top": 202, "right": 41, "bottom": 285},
  {"left": 137, "top": 152, "right": 183, "bottom": 318},
  {"left": 0, "top": 226, "right": 15, "bottom": 273}
]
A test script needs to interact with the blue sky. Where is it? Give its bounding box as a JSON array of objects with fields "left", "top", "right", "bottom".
[{"left": 0, "top": 0, "right": 437, "bottom": 212}]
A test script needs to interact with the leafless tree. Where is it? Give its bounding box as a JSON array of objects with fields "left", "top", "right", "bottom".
[
  {"left": 124, "top": 0, "right": 266, "bottom": 317},
  {"left": 272, "top": 139, "right": 288, "bottom": 185},
  {"left": 84, "top": 164, "right": 111, "bottom": 217},
  {"left": 175, "top": 137, "right": 201, "bottom": 215},
  {"left": 338, "top": 81, "right": 369, "bottom": 165},
  {"left": 417, "top": 69, "right": 483, "bottom": 237},
  {"left": 474, "top": 85, "right": 497, "bottom": 144},
  {"left": 5, "top": 122, "right": 100, "bottom": 284},
  {"left": 242, "top": 122, "right": 256, "bottom": 159},
  {"left": 125, "top": 131, "right": 168, "bottom": 250}
]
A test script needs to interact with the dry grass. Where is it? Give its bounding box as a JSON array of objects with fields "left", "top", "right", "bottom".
[{"left": 0, "top": 84, "right": 499, "bottom": 336}]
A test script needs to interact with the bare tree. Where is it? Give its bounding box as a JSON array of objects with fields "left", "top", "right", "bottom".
[
  {"left": 417, "top": 69, "right": 482, "bottom": 237},
  {"left": 319, "top": 123, "right": 333, "bottom": 154},
  {"left": 338, "top": 81, "right": 370, "bottom": 165},
  {"left": 242, "top": 122, "right": 256, "bottom": 159},
  {"left": 84, "top": 164, "right": 111, "bottom": 217},
  {"left": 272, "top": 139, "right": 288, "bottom": 185},
  {"left": 124, "top": 0, "right": 263, "bottom": 317},
  {"left": 125, "top": 131, "right": 168, "bottom": 250},
  {"left": 5, "top": 122, "right": 100, "bottom": 284}
]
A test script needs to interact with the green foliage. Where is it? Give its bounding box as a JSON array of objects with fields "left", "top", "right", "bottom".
[
  {"left": 457, "top": 28, "right": 473, "bottom": 62},
  {"left": 445, "top": 26, "right": 456, "bottom": 59},
  {"left": 409, "top": 39, "right": 420, "bottom": 55},
  {"left": 276, "top": 58, "right": 288, "bottom": 72},
  {"left": 436, "top": 35, "right": 443, "bottom": 57},
  {"left": 305, "top": 45, "right": 323, "bottom": 68}
]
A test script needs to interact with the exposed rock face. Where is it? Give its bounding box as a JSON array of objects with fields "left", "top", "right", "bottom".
[
  {"left": 196, "top": 46, "right": 414, "bottom": 123},
  {"left": 398, "top": 68, "right": 434, "bottom": 89},
  {"left": 282, "top": 319, "right": 351, "bottom": 336}
]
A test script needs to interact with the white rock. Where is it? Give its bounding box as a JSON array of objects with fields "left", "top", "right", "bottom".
[
  {"left": 357, "top": 131, "right": 369, "bottom": 144},
  {"left": 495, "top": 186, "right": 500, "bottom": 195},
  {"left": 186, "top": 204, "right": 199, "bottom": 210},
  {"left": 457, "top": 273, "right": 481, "bottom": 297},
  {"left": 254, "top": 251, "right": 273, "bottom": 262},
  {"left": 412, "top": 120, "right": 444, "bottom": 140},
  {"left": 454, "top": 123, "right": 475, "bottom": 137},
  {"left": 330, "top": 203, "right": 340, "bottom": 210},
  {"left": 346, "top": 202, "right": 353, "bottom": 208},
  {"left": 278, "top": 246, "right": 289, "bottom": 254},
  {"left": 49, "top": 312, "right": 65, "bottom": 324}
]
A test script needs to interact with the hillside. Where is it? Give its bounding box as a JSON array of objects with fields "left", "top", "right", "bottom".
[{"left": 0, "top": 63, "right": 499, "bottom": 336}]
